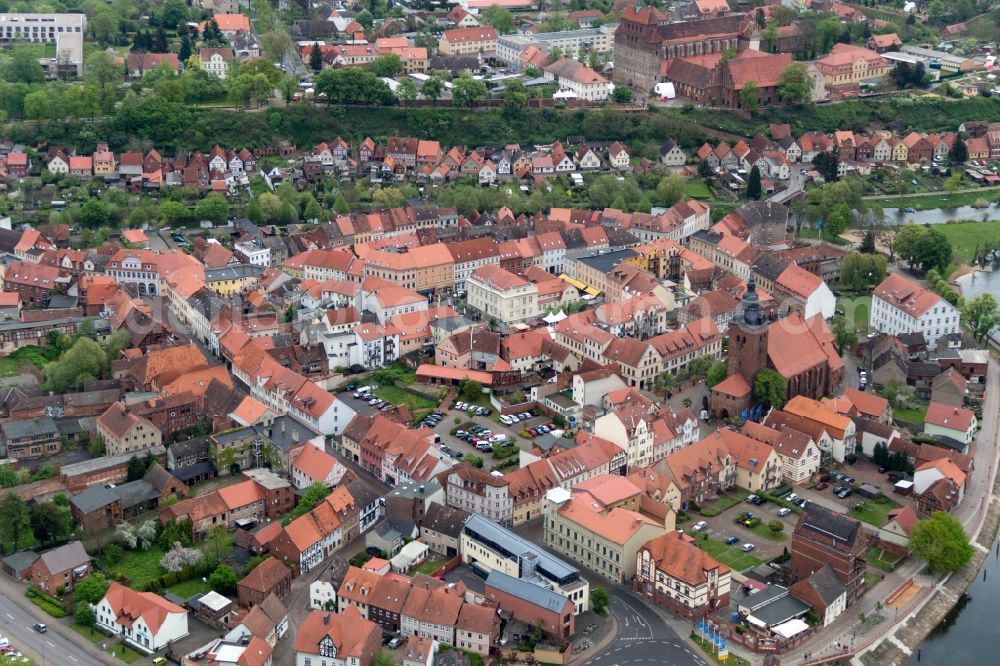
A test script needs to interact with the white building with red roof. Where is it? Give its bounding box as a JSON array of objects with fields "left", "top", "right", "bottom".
[
  {"left": 872, "top": 273, "right": 960, "bottom": 346},
  {"left": 923, "top": 401, "right": 977, "bottom": 449},
  {"left": 96, "top": 582, "right": 188, "bottom": 652},
  {"left": 291, "top": 444, "right": 349, "bottom": 490}
]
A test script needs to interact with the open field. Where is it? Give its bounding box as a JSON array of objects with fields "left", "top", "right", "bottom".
[
  {"left": 852, "top": 496, "right": 897, "bottom": 527},
  {"left": 839, "top": 295, "right": 872, "bottom": 332},
  {"left": 933, "top": 221, "right": 1000, "bottom": 264},
  {"left": 374, "top": 385, "right": 436, "bottom": 412}
]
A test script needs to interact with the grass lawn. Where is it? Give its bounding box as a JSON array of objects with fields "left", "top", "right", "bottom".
[
  {"left": 166, "top": 579, "right": 211, "bottom": 599},
  {"left": 797, "top": 226, "right": 850, "bottom": 245},
  {"left": 932, "top": 221, "right": 1000, "bottom": 265},
  {"left": 852, "top": 497, "right": 897, "bottom": 527},
  {"left": 109, "top": 642, "right": 144, "bottom": 664},
  {"left": 70, "top": 623, "right": 107, "bottom": 644},
  {"left": 99, "top": 547, "right": 167, "bottom": 590},
  {"left": 838, "top": 295, "right": 872, "bottom": 332},
  {"left": 893, "top": 404, "right": 927, "bottom": 425},
  {"left": 697, "top": 488, "right": 750, "bottom": 517},
  {"left": 695, "top": 537, "right": 762, "bottom": 572},
  {"left": 742, "top": 521, "right": 788, "bottom": 542},
  {"left": 374, "top": 385, "right": 436, "bottom": 412},
  {"left": 868, "top": 547, "right": 904, "bottom": 573},
  {"left": 864, "top": 572, "right": 883, "bottom": 592},
  {"left": 416, "top": 559, "right": 445, "bottom": 575},
  {"left": 864, "top": 188, "right": 1000, "bottom": 211},
  {"left": 685, "top": 179, "right": 713, "bottom": 199}
]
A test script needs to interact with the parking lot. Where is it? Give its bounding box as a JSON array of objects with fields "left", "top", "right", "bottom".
[{"left": 688, "top": 496, "right": 801, "bottom": 567}]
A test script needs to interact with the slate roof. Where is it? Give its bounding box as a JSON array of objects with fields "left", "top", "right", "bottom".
[
  {"left": 798, "top": 504, "right": 861, "bottom": 546},
  {"left": 485, "top": 570, "right": 571, "bottom": 613},
  {"left": 421, "top": 502, "right": 470, "bottom": 539},
  {"left": 70, "top": 484, "right": 118, "bottom": 514}
]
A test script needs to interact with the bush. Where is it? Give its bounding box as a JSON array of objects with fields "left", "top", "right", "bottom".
[
  {"left": 768, "top": 520, "right": 784, "bottom": 534},
  {"left": 26, "top": 587, "right": 67, "bottom": 618}
]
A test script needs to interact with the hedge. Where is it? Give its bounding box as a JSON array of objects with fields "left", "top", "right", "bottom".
[{"left": 26, "top": 587, "right": 67, "bottom": 618}]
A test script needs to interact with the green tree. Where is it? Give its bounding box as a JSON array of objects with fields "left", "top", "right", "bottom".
[
  {"left": 739, "top": 81, "right": 760, "bottom": 113},
  {"left": 466, "top": 454, "right": 484, "bottom": 468},
  {"left": 44, "top": 337, "right": 109, "bottom": 392},
  {"left": 314, "top": 67, "right": 394, "bottom": 105},
  {"left": 0, "top": 492, "right": 33, "bottom": 554},
  {"left": 612, "top": 86, "right": 634, "bottom": 103},
  {"left": 74, "top": 573, "right": 110, "bottom": 605},
  {"left": 452, "top": 76, "right": 488, "bottom": 107},
  {"left": 160, "top": 0, "right": 189, "bottom": 29},
  {"left": 75, "top": 604, "right": 96, "bottom": 628},
  {"left": 818, "top": 17, "right": 845, "bottom": 52},
  {"left": 591, "top": 587, "right": 610, "bottom": 615},
  {"left": 304, "top": 197, "right": 325, "bottom": 222},
  {"left": 397, "top": 78, "right": 418, "bottom": 103},
  {"left": 356, "top": 9, "right": 374, "bottom": 30},
  {"left": 208, "top": 564, "right": 238, "bottom": 593},
  {"left": 0, "top": 465, "right": 17, "bottom": 488},
  {"left": 196, "top": 193, "right": 229, "bottom": 223},
  {"left": 29, "top": 501, "right": 72, "bottom": 545},
  {"left": 79, "top": 199, "right": 112, "bottom": 229},
  {"left": 371, "top": 54, "right": 403, "bottom": 77},
  {"left": 909, "top": 512, "right": 974, "bottom": 573},
  {"left": 823, "top": 202, "right": 852, "bottom": 241},
  {"left": 948, "top": 138, "right": 968, "bottom": 166},
  {"left": 832, "top": 316, "right": 858, "bottom": 353},
  {"left": 86, "top": 51, "right": 124, "bottom": 89},
  {"left": 309, "top": 43, "right": 323, "bottom": 72},
  {"left": 459, "top": 378, "right": 483, "bottom": 402},
  {"left": 4, "top": 48, "right": 45, "bottom": 83},
  {"left": 746, "top": 165, "right": 762, "bottom": 200},
  {"left": 962, "top": 293, "right": 1000, "bottom": 343},
  {"left": 179, "top": 34, "right": 193, "bottom": 64},
  {"left": 859, "top": 228, "right": 877, "bottom": 254},
  {"left": 753, "top": 369, "right": 788, "bottom": 410},
  {"left": 502, "top": 78, "right": 528, "bottom": 108},
  {"left": 707, "top": 361, "right": 728, "bottom": 388},
  {"left": 158, "top": 200, "right": 189, "bottom": 225},
  {"left": 284, "top": 482, "right": 331, "bottom": 525},
  {"left": 202, "top": 525, "right": 234, "bottom": 565},
  {"left": 421, "top": 75, "right": 444, "bottom": 104},
  {"left": 481, "top": 5, "right": 516, "bottom": 33},
  {"left": 778, "top": 62, "right": 812, "bottom": 104},
  {"left": 655, "top": 173, "right": 686, "bottom": 207},
  {"left": 332, "top": 195, "right": 351, "bottom": 214},
  {"left": 812, "top": 151, "right": 839, "bottom": 182},
  {"left": 261, "top": 31, "right": 293, "bottom": 62},
  {"left": 372, "top": 653, "right": 396, "bottom": 666}
]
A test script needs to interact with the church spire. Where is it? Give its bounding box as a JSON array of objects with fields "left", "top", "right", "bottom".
[{"left": 742, "top": 276, "right": 763, "bottom": 328}]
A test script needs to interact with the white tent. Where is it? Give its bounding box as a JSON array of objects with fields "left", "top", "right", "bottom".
[
  {"left": 543, "top": 310, "right": 567, "bottom": 324},
  {"left": 772, "top": 619, "right": 809, "bottom": 639}
]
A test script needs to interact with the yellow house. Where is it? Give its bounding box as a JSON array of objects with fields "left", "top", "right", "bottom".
[
  {"left": 891, "top": 138, "right": 908, "bottom": 163},
  {"left": 205, "top": 264, "right": 263, "bottom": 297},
  {"left": 93, "top": 149, "right": 116, "bottom": 176},
  {"left": 715, "top": 429, "right": 784, "bottom": 493}
]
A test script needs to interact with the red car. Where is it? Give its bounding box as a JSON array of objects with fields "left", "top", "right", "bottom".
[{"left": 815, "top": 482, "right": 828, "bottom": 490}]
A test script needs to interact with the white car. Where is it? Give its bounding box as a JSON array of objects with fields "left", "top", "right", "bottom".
[
  {"left": 741, "top": 543, "right": 755, "bottom": 552},
  {"left": 693, "top": 521, "right": 708, "bottom": 531},
  {"left": 777, "top": 507, "right": 792, "bottom": 517}
]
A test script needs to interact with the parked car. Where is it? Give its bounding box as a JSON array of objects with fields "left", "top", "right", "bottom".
[
  {"left": 777, "top": 507, "right": 792, "bottom": 517},
  {"left": 693, "top": 521, "right": 708, "bottom": 531},
  {"left": 740, "top": 543, "right": 755, "bottom": 552},
  {"left": 745, "top": 495, "right": 758, "bottom": 504},
  {"left": 837, "top": 488, "right": 853, "bottom": 499},
  {"left": 815, "top": 482, "right": 828, "bottom": 490},
  {"left": 387, "top": 637, "right": 404, "bottom": 649},
  {"left": 725, "top": 536, "right": 740, "bottom": 545}
]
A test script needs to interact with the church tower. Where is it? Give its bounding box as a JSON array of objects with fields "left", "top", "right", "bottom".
[{"left": 727, "top": 276, "right": 769, "bottom": 381}]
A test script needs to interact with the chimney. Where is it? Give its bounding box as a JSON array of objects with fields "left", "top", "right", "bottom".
[
  {"left": 292, "top": 429, "right": 299, "bottom": 443},
  {"left": 418, "top": 485, "right": 425, "bottom": 494},
  {"left": 323, "top": 613, "right": 330, "bottom": 625},
  {"left": 281, "top": 420, "right": 286, "bottom": 433}
]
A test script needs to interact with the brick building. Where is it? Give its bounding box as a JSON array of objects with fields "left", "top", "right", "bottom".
[
  {"left": 237, "top": 557, "right": 292, "bottom": 608},
  {"left": 790, "top": 504, "right": 867, "bottom": 606}
]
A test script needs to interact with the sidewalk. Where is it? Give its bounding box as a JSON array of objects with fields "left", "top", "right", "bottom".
[{"left": 0, "top": 572, "right": 118, "bottom": 665}]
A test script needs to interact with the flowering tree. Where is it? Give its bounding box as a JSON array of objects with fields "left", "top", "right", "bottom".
[
  {"left": 115, "top": 522, "right": 137, "bottom": 550},
  {"left": 136, "top": 520, "right": 157, "bottom": 551},
  {"left": 160, "top": 542, "right": 204, "bottom": 572}
]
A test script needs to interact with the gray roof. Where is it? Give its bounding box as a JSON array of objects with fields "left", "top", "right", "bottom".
[
  {"left": 2, "top": 550, "right": 39, "bottom": 572},
  {"left": 346, "top": 478, "right": 382, "bottom": 509},
  {"left": 430, "top": 316, "right": 476, "bottom": 334},
  {"left": 2, "top": 415, "right": 59, "bottom": 440},
  {"left": 421, "top": 503, "right": 470, "bottom": 539},
  {"left": 173, "top": 460, "right": 217, "bottom": 482},
  {"left": 389, "top": 479, "right": 442, "bottom": 500},
  {"left": 485, "top": 570, "right": 570, "bottom": 613},
  {"left": 463, "top": 514, "right": 579, "bottom": 585},
  {"left": 205, "top": 263, "right": 265, "bottom": 282},
  {"left": 741, "top": 584, "right": 789, "bottom": 611},
  {"left": 753, "top": 254, "right": 789, "bottom": 282},
  {"left": 259, "top": 415, "right": 323, "bottom": 451},
  {"left": 70, "top": 484, "right": 118, "bottom": 514},
  {"left": 751, "top": 594, "right": 810, "bottom": 626},
  {"left": 574, "top": 249, "right": 639, "bottom": 274},
  {"left": 796, "top": 564, "right": 845, "bottom": 606},
  {"left": 112, "top": 479, "right": 158, "bottom": 510},
  {"left": 38, "top": 541, "right": 90, "bottom": 574},
  {"left": 799, "top": 504, "right": 861, "bottom": 546},
  {"left": 62, "top": 446, "right": 167, "bottom": 477},
  {"left": 374, "top": 516, "right": 417, "bottom": 540}
]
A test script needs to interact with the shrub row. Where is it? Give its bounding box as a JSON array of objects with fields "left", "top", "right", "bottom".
[
  {"left": 143, "top": 557, "right": 217, "bottom": 593},
  {"left": 26, "top": 587, "right": 67, "bottom": 618}
]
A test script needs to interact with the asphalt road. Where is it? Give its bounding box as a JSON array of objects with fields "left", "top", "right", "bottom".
[
  {"left": 0, "top": 592, "right": 110, "bottom": 666},
  {"left": 583, "top": 589, "right": 707, "bottom": 666}
]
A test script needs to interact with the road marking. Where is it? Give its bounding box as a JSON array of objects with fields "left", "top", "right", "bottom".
[
  {"left": 4, "top": 613, "right": 12, "bottom": 620},
  {"left": 46, "top": 641, "right": 55, "bottom": 647},
  {"left": 68, "top": 656, "right": 78, "bottom": 663}
]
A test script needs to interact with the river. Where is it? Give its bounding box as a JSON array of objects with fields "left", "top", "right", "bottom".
[
  {"left": 903, "top": 537, "right": 1000, "bottom": 665},
  {"left": 955, "top": 268, "right": 1000, "bottom": 301},
  {"left": 878, "top": 205, "right": 1000, "bottom": 226}
]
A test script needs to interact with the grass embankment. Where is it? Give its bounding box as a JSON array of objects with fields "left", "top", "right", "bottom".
[
  {"left": 838, "top": 295, "right": 872, "bottom": 332},
  {"left": 697, "top": 488, "right": 750, "bottom": 517},
  {"left": 865, "top": 188, "right": 1000, "bottom": 210},
  {"left": 851, "top": 496, "right": 898, "bottom": 527}
]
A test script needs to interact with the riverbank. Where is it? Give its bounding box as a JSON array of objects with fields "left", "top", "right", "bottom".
[
  {"left": 863, "top": 186, "right": 1000, "bottom": 210},
  {"left": 857, "top": 358, "right": 1000, "bottom": 666}
]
